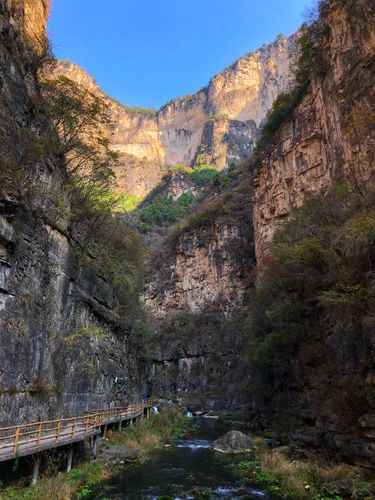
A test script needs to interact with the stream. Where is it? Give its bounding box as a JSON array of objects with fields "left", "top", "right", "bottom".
[{"left": 88, "top": 418, "right": 270, "bottom": 499}]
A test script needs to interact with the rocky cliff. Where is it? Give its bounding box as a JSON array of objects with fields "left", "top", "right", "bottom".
[
  {"left": 0, "top": 0, "right": 142, "bottom": 425},
  {"left": 253, "top": 0, "right": 375, "bottom": 261},
  {"left": 2, "top": 0, "right": 375, "bottom": 471},
  {"left": 142, "top": 168, "right": 255, "bottom": 416},
  {"left": 55, "top": 33, "right": 298, "bottom": 197},
  {"left": 248, "top": 0, "right": 375, "bottom": 467},
  {"left": 142, "top": 0, "right": 375, "bottom": 467}
]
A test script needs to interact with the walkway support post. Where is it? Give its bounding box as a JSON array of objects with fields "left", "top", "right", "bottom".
[
  {"left": 118, "top": 419, "right": 122, "bottom": 432},
  {"left": 130, "top": 419, "right": 133, "bottom": 428},
  {"left": 31, "top": 453, "right": 41, "bottom": 485},
  {"left": 67, "top": 445, "right": 73, "bottom": 472},
  {"left": 92, "top": 435, "right": 97, "bottom": 458}
]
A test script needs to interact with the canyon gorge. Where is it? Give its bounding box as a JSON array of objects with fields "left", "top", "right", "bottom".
[{"left": 1, "top": 0, "right": 375, "bottom": 484}]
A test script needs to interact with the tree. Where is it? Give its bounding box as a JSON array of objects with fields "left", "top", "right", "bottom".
[{"left": 40, "top": 73, "right": 123, "bottom": 245}]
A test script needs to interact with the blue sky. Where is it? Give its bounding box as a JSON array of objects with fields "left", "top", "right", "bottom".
[{"left": 48, "top": 0, "right": 314, "bottom": 109}]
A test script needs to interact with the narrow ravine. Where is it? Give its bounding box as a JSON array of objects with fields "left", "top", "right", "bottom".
[{"left": 88, "top": 418, "right": 270, "bottom": 499}]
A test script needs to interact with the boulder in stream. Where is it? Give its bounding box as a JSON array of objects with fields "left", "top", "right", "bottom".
[{"left": 213, "top": 430, "right": 253, "bottom": 453}]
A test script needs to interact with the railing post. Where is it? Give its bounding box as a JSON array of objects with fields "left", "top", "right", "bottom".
[
  {"left": 13, "top": 426, "right": 20, "bottom": 453},
  {"left": 71, "top": 419, "right": 76, "bottom": 439},
  {"left": 56, "top": 420, "right": 61, "bottom": 442},
  {"left": 84, "top": 415, "right": 89, "bottom": 434},
  {"left": 36, "top": 423, "right": 42, "bottom": 446}
]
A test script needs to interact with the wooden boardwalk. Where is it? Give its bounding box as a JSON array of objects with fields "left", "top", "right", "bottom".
[{"left": 0, "top": 399, "right": 152, "bottom": 463}]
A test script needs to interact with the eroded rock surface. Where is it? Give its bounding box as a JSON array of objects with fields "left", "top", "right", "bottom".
[
  {"left": 0, "top": 0, "right": 142, "bottom": 425},
  {"left": 253, "top": 0, "right": 375, "bottom": 261},
  {"left": 54, "top": 33, "right": 298, "bottom": 197},
  {"left": 213, "top": 431, "right": 253, "bottom": 453}
]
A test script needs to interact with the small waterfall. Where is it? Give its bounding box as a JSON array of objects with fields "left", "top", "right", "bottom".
[
  {"left": 174, "top": 439, "right": 211, "bottom": 449},
  {"left": 186, "top": 411, "right": 193, "bottom": 417},
  {"left": 152, "top": 405, "right": 160, "bottom": 415}
]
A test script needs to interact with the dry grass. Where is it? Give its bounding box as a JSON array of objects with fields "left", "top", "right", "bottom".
[
  {"left": 249, "top": 444, "right": 368, "bottom": 499},
  {"left": 1, "top": 467, "right": 88, "bottom": 500},
  {"left": 31, "top": 476, "right": 72, "bottom": 500},
  {"left": 113, "top": 426, "right": 162, "bottom": 451},
  {"left": 109, "top": 409, "right": 188, "bottom": 454},
  {"left": 259, "top": 451, "right": 308, "bottom": 498}
]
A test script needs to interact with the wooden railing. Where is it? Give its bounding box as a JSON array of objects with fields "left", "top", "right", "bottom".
[{"left": 0, "top": 398, "right": 152, "bottom": 463}]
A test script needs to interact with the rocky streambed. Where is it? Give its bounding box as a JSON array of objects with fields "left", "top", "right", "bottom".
[{"left": 87, "top": 418, "right": 269, "bottom": 499}]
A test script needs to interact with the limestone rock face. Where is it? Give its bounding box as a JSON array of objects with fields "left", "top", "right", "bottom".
[
  {"left": 0, "top": 0, "right": 141, "bottom": 425},
  {"left": 208, "top": 34, "right": 296, "bottom": 126},
  {"left": 55, "top": 33, "right": 298, "bottom": 197},
  {"left": 252, "top": 0, "right": 375, "bottom": 261},
  {"left": 143, "top": 178, "right": 255, "bottom": 416},
  {"left": 213, "top": 431, "right": 253, "bottom": 453},
  {"left": 143, "top": 224, "right": 251, "bottom": 318},
  {"left": 248, "top": 0, "right": 375, "bottom": 469}
]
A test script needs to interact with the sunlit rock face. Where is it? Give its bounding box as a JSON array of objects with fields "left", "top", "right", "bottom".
[
  {"left": 54, "top": 33, "right": 298, "bottom": 197},
  {"left": 252, "top": 0, "right": 375, "bottom": 262},
  {"left": 142, "top": 224, "right": 251, "bottom": 318}
]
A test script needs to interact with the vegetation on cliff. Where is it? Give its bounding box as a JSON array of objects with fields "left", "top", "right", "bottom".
[
  {"left": 241, "top": 182, "right": 375, "bottom": 419},
  {"left": 39, "top": 72, "right": 148, "bottom": 336},
  {"left": 139, "top": 193, "right": 196, "bottom": 231},
  {"left": 255, "top": 0, "right": 330, "bottom": 154},
  {"left": 106, "top": 95, "right": 158, "bottom": 117},
  {"left": 164, "top": 163, "right": 251, "bottom": 250},
  {"left": 134, "top": 164, "right": 229, "bottom": 232}
]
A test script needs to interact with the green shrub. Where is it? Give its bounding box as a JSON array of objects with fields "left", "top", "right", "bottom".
[
  {"left": 139, "top": 193, "right": 196, "bottom": 229},
  {"left": 105, "top": 94, "right": 157, "bottom": 116},
  {"left": 114, "top": 193, "right": 143, "bottom": 212},
  {"left": 167, "top": 163, "right": 229, "bottom": 188}
]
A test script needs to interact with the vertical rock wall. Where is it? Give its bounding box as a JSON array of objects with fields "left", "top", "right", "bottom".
[
  {"left": 142, "top": 173, "right": 255, "bottom": 416},
  {"left": 253, "top": 0, "right": 375, "bottom": 261},
  {"left": 0, "top": 0, "right": 141, "bottom": 425}
]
